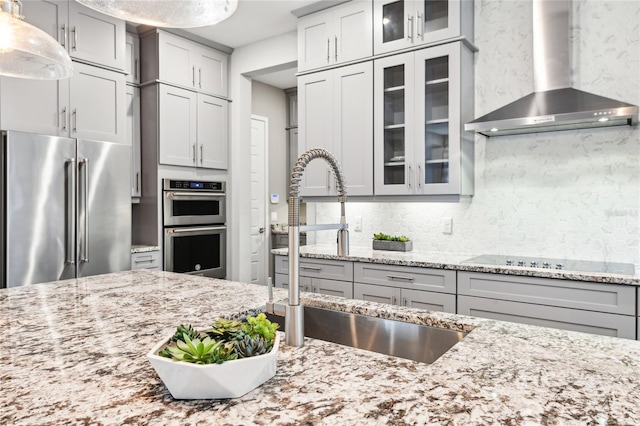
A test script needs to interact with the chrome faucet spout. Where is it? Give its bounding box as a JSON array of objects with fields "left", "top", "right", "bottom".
[{"left": 285, "top": 148, "right": 349, "bottom": 347}]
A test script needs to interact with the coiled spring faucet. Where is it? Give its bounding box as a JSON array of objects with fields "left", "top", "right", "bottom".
[{"left": 283, "top": 148, "right": 349, "bottom": 347}]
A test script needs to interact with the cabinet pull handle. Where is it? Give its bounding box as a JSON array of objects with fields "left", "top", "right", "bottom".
[
  {"left": 136, "top": 172, "right": 140, "bottom": 192},
  {"left": 192, "top": 66, "right": 195, "bottom": 86},
  {"left": 72, "top": 26, "right": 77, "bottom": 50},
  {"left": 61, "top": 24, "right": 67, "bottom": 47},
  {"left": 403, "top": 297, "right": 408, "bottom": 306},
  {"left": 416, "top": 12, "right": 423, "bottom": 40},
  {"left": 134, "top": 59, "right": 138, "bottom": 79},
  {"left": 200, "top": 144, "right": 203, "bottom": 164},
  {"left": 407, "top": 164, "right": 412, "bottom": 188},
  {"left": 418, "top": 164, "right": 423, "bottom": 188},
  {"left": 407, "top": 15, "right": 413, "bottom": 42},
  {"left": 199, "top": 68, "right": 202, "bottom": 89},
  {"left": 334, "top": 35, "right": 337, "bottom": 61},
  {"left": 327, "top": 38, "right": 330, "bottom": 63},
  {"left": 300, "top": 265, "right": 321, "bottom": 271},
  {"left": 387, "top": 274, "right": 414, "bottom": 281},
  {"left": 61, "top": 107, "right": 67, "bottom": 131},
  {"left": 192, "top": 144, "right": 196, "bottom": 163},
  {"left": 134, "top": 259, "right": 155, "bottom": 264},
  {"left": 326, "top": 169, "right": 331, "bottom": 190},
  {"left": 392, "top": 295, "right": 397, "bottom": 305},
  {"left": 72, "top": 109, "right": 77, "bottom": 132}
]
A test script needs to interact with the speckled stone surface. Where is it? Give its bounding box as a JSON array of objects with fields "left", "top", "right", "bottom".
[
  {"left": 2, "top": 270, "right": 640, "bottom": 425},
  {"left": 272, "top": 245, "right": 640, "bottom": 286},
  {"left": 131, "top": 245, "right": 160, "bottom": 254}
]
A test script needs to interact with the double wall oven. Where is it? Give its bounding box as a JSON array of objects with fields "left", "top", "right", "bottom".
[{"left": 163, "top": 179, "right": 226, "bottom": 278}]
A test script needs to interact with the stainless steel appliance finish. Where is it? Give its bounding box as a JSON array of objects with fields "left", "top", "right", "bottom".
[
  {"left": 1, "top": 131, "right": 131, "bottom": 288},
  {"left": 465, "top": 0, "right": 638, "bottom": 136},
  {"left": 162, "top": 179, "right": 227, "bottom": 279},
  {"left": 162, "top": 179, "right": 225, "bottom": 226},
  {"left": 463, "top": 254, "right": 635, "bottom": 275},
  {"left": 267, "top": 306, "right": 467, "bottom": 364}
]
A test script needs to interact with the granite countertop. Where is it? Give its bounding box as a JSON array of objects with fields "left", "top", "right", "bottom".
[
  {"left": 1, "top": 270, "right": 640, "bottom": 424},
  {"left": 131, "top": 245, "right": 160, "bottom": 254},
  {"left": 272, "top": 244, "right": 640, "bottom": 286}
]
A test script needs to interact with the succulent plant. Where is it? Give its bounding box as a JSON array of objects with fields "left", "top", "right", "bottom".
[
  {"left": 234, "top": 334, "right": 273, "bottom": 358},
  {"left": 207, "top": 318, "right": 242, "bottom": 340},
  {"left": 162, "top": 333, "right": 237, "bottom": 364},
  {"left": 242, "top": 313, "right": 279, "bottom": 341},
  {"left": 373, "top": 233, "right": 410, "bottom": 242},
  {"left": 169, "top": 324, "right": 202, "bottom": 343}
]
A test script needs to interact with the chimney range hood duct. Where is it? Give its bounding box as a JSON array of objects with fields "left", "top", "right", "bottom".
[{"left": 465, "top": 0, "right": 638, "bottom": 137}]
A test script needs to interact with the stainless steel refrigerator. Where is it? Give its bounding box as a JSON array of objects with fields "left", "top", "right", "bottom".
[{"left": 0, "top": 131, "right": 131, "bottom": 288}]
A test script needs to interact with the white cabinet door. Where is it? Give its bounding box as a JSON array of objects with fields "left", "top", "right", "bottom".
[
  {"left": 0, "top": 77, "right": 69, "bottom": 136},
  {"left": 157, "top": 31, "right": 197, "bottom": 89},
  {"left": 197, "top": 94, "right": 228, "bottom": 169},
  {"left": 298, "top": 1, "right": 372, "bottom": 72},
  {"left": 196, "top": 47, "right": 228, "bottom": 97},
  {"left": 373, "top": 0, "right": 416, "bottom": 55},
  {"left": 20, "top": 0, "right": 68, "bottom": 47},
  {"left": 126, "top": 86, "right": 141, "bottom": 198},
  {"left": 354, "top": 282, "right": 401, "bottom": 305},
  {"left": 68, "top": 1, "right": 125, "bottom": 71},
  {"left": 402, "top": 288, "right": 456, "bottom": 313},
  {"left": 69, "top": 62, "right": 126, "bottom": 143},
  {"left": 298, "top": 70, "right": 335, "bottom": 196},
  {"left": 158, "top": 85, "right": 197, "bottom": 167},
  {"left": 333, "top": 62, "right": 373, "bottom": 196},
  {"left": 374, "top": 52, "right": 416, "bottom": 195},
  {"left": 126, "top": 33, "right": 140, "bottom": 85}
]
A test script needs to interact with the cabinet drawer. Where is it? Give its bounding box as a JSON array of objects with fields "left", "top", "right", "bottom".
[
  {"left": 275, "top": 274, "right": 350, "bottom": 298},
  {"left": 458, "top": 295, "right": 636, "bottom": 340},
  {"left": 354, "top": 282, "right": 399, "bottom": 305},
  {"left": 354, "top": 262, "right": 456, "bottom": 294},
  {"left": 402, "top": 289, "right": 456, "bottom": 313},
  {"left": 458, "top": 272, "right": 635, "bottom": 315},
  {"left": 132, "top": 251, "right": 161, "bottom": 270},
  {"left": 275, "top": 256, "right": 353, "bottom": 281},
  {"left": 275, "top": 273, "right": 312, "bottom": 292}
]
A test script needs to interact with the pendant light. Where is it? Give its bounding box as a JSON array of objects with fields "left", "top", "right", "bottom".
[
  {"left": 75, "top": 0, "right": 239, "bottom": 28},
  {"left": 0, "top": 0, "right": 73, "bottom": 79}
]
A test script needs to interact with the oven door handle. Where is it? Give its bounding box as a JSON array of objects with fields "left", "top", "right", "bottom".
[
  {"left": 166, "top": 226, "right": 226, "bottom": 235},
  {"left": 166, "top": 192, "right": 225, "bottom": 199}
]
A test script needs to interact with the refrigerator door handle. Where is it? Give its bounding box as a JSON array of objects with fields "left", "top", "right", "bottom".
[
  {"left": 65, "top": 158, "right": 77, "bottom": 265},
  {"left": 79, "top": 157, "right": 89, "bottom": 264}
]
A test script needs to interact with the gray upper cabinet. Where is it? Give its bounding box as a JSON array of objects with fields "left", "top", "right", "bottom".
[
  {"left": 298, "top": 0, "right": 373, "bottom": 72},
  {"left": 298, "top": 62, "right": 374, "bottom": 197},
  {"left": 21, "top": 0, "right": 126, "bottom": 72},
  {"left": 373, "top": 0, "right": 474, "bottom": 55},
  {"left": 142, "top": 30, "right": 229, "bottom": 98},
  {"left": 0, "top": 62, "right": 126, "bottom": 143},
  {"left": 157, "top": 84, "right": 228, "bottom": 169},
  {"left": 374, "top": 41, "right": 474, "bottom": 196},
  {"left": 126, "top": 32, "right": 141, "bottom": 85}
]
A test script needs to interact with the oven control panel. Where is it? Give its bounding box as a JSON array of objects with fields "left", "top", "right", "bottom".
[{"left": 164, "top": 180, "right": 225, "bottom": 192}]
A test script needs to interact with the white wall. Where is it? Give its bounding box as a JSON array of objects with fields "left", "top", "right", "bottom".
[
  {"left": 228, "top": 31, "right": 297, "bottom": 281},
  {"left": 314, "top": 0, "right": 640, "bottom": 265}
]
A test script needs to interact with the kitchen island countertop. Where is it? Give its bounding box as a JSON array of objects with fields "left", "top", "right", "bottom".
[
  {"left": 272, "top": 244, "right": 640, "bottom": 285},
  {"left": 1, "top": 270, "right": 639, "bottom": 424}
]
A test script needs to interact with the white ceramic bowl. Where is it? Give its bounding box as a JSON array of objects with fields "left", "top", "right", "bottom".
[{"left": 147, "top": 333, "right": 279, "bottom": 399}]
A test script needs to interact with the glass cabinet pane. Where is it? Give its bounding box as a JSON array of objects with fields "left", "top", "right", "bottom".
[
  {"left": 383, "top": 64, "right": 405, "bottom": 185},
  {"left": 423, "top": 0, "right": 448, "bottom": 34},
  {"left": 382, "top": 1, "right": 405, "bottom": 43},
  {"left": 424, "top": 55, "right": 449, "bottom": 185}
]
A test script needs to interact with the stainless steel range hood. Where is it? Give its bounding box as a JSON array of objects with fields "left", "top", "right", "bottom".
[{"left": 465, "top": 0, "right": 638, "bottom": 137}]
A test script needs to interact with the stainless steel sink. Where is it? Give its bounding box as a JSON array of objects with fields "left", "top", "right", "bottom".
[{"left": 266, "top": 306, "right": 466, "bottom": 364}]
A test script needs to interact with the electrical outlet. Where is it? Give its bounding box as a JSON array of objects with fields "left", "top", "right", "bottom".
[
  {"left": 271, "top": 212, "right": 278, "bottom": 222},
  {"left": 442, "top": 217, "right": 453, "bottom": 234},
  {"left": 353, "top": 216, "right": 362, "bottom": 232}
]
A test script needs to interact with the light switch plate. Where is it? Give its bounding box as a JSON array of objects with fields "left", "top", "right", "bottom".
[
  {"left": 271, "top": 212, "right": 278, "bottom": 221},
  {"left": 442, "top": 217, "right": 452, "bottom": 234}
]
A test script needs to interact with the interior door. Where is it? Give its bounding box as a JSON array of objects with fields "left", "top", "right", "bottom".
[
  {"left": 76, "top": 139, "right": 131, "bottom": 278},
  {"left": 250, "top": 116, "right": 268, "bottom": 285},
  {"left": 4, "top": 132, "right": 76, "bottom": 287}
]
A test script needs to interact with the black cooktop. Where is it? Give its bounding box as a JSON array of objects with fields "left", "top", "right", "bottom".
[{"left": 462, "top": 254, "right": 635, "bottom": 275}]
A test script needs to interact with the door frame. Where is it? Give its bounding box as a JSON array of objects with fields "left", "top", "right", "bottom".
[{"left": 250, "top": 114, "right": 270, "bottom": 284}]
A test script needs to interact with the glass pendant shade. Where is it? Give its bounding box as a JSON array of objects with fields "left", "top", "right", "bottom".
[
  {"left": 0, "top": 5, "right": 73, "bottom": 79},
  {"left": 75, "top": 0, "right": 239, "bottom": 28}
]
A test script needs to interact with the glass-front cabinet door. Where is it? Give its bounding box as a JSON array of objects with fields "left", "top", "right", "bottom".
[
  {"left": 374, "top": 52, "right": 416, "bottom": 195},
  {"left": 373, "top": 0, "right": 472, "bottom": 55},
  {"left": 374, "top": 41, "right": 474, "bottom": 196}
]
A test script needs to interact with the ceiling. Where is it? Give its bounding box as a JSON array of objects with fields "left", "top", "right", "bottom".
[{"left": 183, "top": 0, "right": 319, "bottom": 89}]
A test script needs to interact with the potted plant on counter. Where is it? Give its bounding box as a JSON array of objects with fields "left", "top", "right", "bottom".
[
  {"left": 147, "top": 313, "right": 280, "bottom": 399},
  {"left": 372, "top": 233, "right": 413, "bottom": 252}
]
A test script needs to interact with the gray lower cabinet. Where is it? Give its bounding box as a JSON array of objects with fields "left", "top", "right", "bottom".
[
  {"left": 275, "top": 274, "right": 353, "bottom": 299},
  {"left": 458, "top": 272, "right": 637, "bottom": 339},
  {"left": 131, "top": 251, "right": 161, "bottom": 270},
  {"left": 274, "top": 255, "right": 353, "bottom": 298},
  {"left": 354, "top": 282, "right": 456, "bottom": 312}
]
